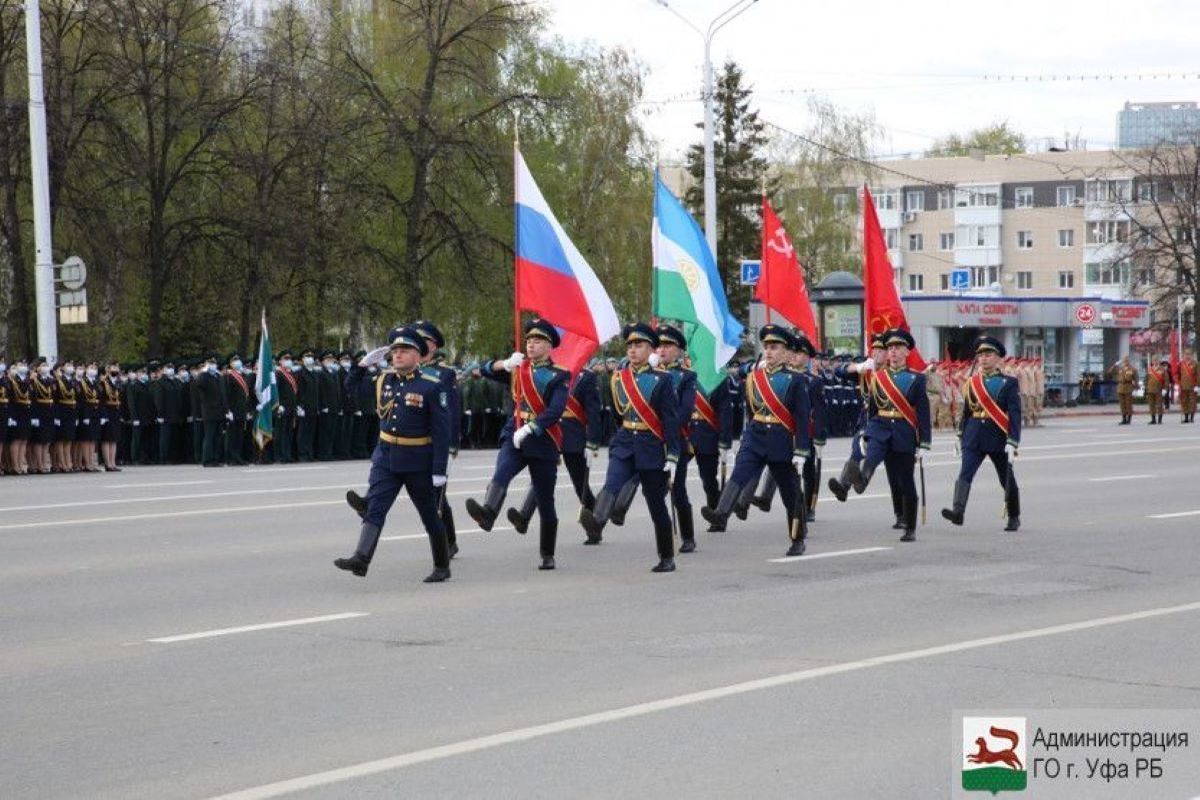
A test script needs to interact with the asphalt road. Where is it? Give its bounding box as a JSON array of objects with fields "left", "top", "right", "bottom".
[{"left": 2, "top": 416, "right": 1199, "bottom": 799}]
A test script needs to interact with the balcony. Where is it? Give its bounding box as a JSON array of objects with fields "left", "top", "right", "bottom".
[
  {"left": 954, "top": 205, "right": 1002, "bottom": 227},
  {"left": 954, "top": 246, "right": 1002, "bottom": 267}
]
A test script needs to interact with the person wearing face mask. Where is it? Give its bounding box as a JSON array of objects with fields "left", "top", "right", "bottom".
[
  {"left": 125, "top": 363, "right": 155, "bottom": 465},
  {"left": 76, "top": 360, "right": 101, "bottom": 471},
  {"left": 98, "top": 360, "right": 123, "bottom": 471},
  {"left": 173, "top": 359, "right": 194, "bottom": 463},
  {"left": 348, "top": 350, "right": 372, "bottom": 459},
  {"left": 4, "top": 359, "right": 32, "bottom": 474},
  {"left": 223, "top": 353, "right": 251, "bottom": 466},
  {"left": 294, "top": 347, "right": 319, "bottom": 461},
  {"left": 52, "top": 361, "right": 80, "bottom": 472},
  {"left": 151, "top": 360, "right": 183, "bottom": 465},
  {"left": 27, "top": 357, "right": 57, "bottom": 473},
  {"left": 185, "top": 360, "right": 203, "bottom": 464},
  {"left": 336, "top": 351, "right": 356, "bottom": 460},
  {"left": 316, "top": 349, "right": 340, "bottom": 462},
  {"left": 0, "top": 356, "right": 8, "bottom": 473},
  {"left": 195, "top": 353, "right": 228, "bottom": 467},
  {"left": 272, "top": 350, "right": 298, "bottom": 464}
]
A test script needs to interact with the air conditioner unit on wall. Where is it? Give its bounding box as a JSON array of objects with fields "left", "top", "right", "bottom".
[{"left": 903, "top": 211, "right": 917, "bottom": 223}]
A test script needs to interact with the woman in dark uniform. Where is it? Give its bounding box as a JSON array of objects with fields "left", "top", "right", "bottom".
[
  {"left": 30, "top": 357, "right": 56, "bottom": 473},
  {"left": 7, "top": 358, "right": 32, "bottom": 474},
  {"left": 53, "top": 360, "right": 79, "bottom": 472},
  {"left": 99, "top": 360, "right": 123, "bottom": 471},
  {"left": 0, "top": 358, "right": 8, "bottom": 474},
  {"left": 78, "top": 361, "right": 102, "bottom": 471}
]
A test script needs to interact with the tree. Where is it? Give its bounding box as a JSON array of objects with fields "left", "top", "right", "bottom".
[
  {"left": 1112, "top": 135, "right": 1200, "bottom": 342},
  {"left": 0, "top": 0, "right": 29, "bottom": 353},
  {"left": 769, "top": 96, "right": 881, "bottom": 283},
  {"left": 685, "top": 60, "right": 768, "bottom": 318},
  {"left": 925, "top": 121, "right": 1025, "bottom": 158}
]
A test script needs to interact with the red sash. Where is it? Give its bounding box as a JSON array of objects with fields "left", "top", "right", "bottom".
[
  {"left": 693, "top": 391, "right": 719, "bottom": 430},
  {"left": 565, "top": 375, "right": 588, "bottom": 425},
  {"left": 969, "top": 373, "right": 1010, "bottom": 436},
  {"left": 619, "top": 368, "right": 664, "bottom": 440},
  {"left": 276, "top": 368, "right": 297, "bottom": 394},
  {"left": 750, "top": 369, "right": 796, "bottom": 435},
  {"left": 874, "top": 369, "right": 919, "bottom": 431},
  {"left": 515, "top": 362, "right": 563, "bottom": 451},
  {"left": 1148, "top": 366, "right": 1165, "bottom": 385},
  {"left": 229, "top": 370, "right": 250, "bottom": 398}
]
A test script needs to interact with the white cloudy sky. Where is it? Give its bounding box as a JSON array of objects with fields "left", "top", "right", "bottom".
[{"left": 538, "top": 0, "right": 1200, "bottom": 160}]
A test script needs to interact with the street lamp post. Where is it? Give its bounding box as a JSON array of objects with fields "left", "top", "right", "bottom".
[
  {"left": 653, "top": 0, "right": 760, "bottom": 260},
  {"left": 1179, "top": 294, "right": 1196, "bottom": 351}
]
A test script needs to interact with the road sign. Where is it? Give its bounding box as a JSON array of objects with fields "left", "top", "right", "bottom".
[
  {"left": 739, "top": 259, "right": 761, "bottom": 286},
  {"left": 57, "top": 255, "right": 87, "bottom": 291},
  {"left": 1074, "top": 303, "right": 1097, "bottom": 326},
  {"left": 950, "top": 268, "right": 969, "bottom": 291}
]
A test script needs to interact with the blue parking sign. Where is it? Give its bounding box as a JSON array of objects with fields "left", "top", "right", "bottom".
[
  {"left": 950, "top": 268, "right": 969, "bottom": 290},
  {"left": 740, "top": 259, "right": 761, "bottom": 285}
]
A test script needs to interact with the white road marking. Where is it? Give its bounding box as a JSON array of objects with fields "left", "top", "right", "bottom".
[
  {"left": 146, "top": 612, "right": 368, "bottom": 644},
  {"left": 103, "top": 480, "right": 216, "bottom": 488},
  {"left": 208, "top": 600, "right": 1200, "bottom": 799},
  {"left": 1088, "top": 474, "right": 1154, "bottom": 483},
  {"left": 1148, "top": 510, "right": 1200, "bottom": 519},
  {"left": 381, "top": 526, "right": 513, "bottom": 541},
  {"left": 817, "top": 493, "right": 889, "bottom": 504},
  {"left": 767, "top": 546, "right": 891, "bottom": 563}
]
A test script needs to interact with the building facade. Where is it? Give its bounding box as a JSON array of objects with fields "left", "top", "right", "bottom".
[{"left": 1117, "top": 101, "right": 1200, "bottom": 149}]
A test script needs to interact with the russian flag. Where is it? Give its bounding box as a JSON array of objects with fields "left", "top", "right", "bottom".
[{"left": 515, "top": 149, "right": 619, "bottom": 373}]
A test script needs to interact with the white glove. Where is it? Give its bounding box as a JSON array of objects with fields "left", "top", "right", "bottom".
[
  {"left": 246, "top": 412, "right": 253, "bottom": 421},
  {"left": 719, "top": 448, "right": 729, "bottom": 466},
  {"left": 83, "top": 419, "right": 90, "bottom": 426},
  {"left": 791, "top": 454, "right": 804, "bottom": 471},
  {"left": 648, "top": 353, "right": 662, "bottom": 368},
  {"left": 860, "top": 357, "right": 876, "bottom": 372},
  {"left": 354, "top": 410, "right": 363, "bottom": 417},
  {"left": 916, "top": 449, "right": 926, "bottom": 465},
  {"left": 7, "top": 418, "right": 16, "bottom": 427},
  {"left": 501, "top": 352, "right": 525, "bottom": 371},
  {"left": 432, "top": 474, "right": 447, "bottom": 488},
  {"left": 225, "top": 411, "right": 234, "bottom": 421},
  {"left": 814, "top": 444, "right": 823, "bottom": 460},
  {"left": 321, "top": 407, "right": 329, "bottom": 414},
  {"left": 953, "top": 437, "right": 962, "bottom": 457},
  {"left": 54, "top": 418, "right": 61, "bottom": 427},
  {"left": 156, "top": 417, "right": 164, "bottom": 424},
  {"left": 296, "top": 406, "right": 306, "bottom": 417},
  {"left": 1005, "top": 442, "right": 1019, "bottom": 459},
  {"left": 512, "top": 423, "right": 534, "bottom": 448},
  {"left": 586, "top": 446, "right": 599, "bottom": 465},
  {"left": 662, "top": 460, "right": 675, "bottom": 484},
  {"left": 360, "top": 345, "right": 390, "bottom": 367},
  {"left": 100, "top": 418, "right": 108, "bottom": 426}
]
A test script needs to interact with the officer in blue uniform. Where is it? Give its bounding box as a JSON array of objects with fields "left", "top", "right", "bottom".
[
  {"left": 830, "top": 329, "right": 931, "bottom": 542},
  {"left": 689, "top": 358, "right": 735, "bottom": 533},
  {"left": 827, "top": 335, "right": 906, "bottom": 530},
  {"left": 701, "top": 325, "right": 812, "bottom": 556},
  {"left": 462, "top": 318, "right": 569, "bottom": 570},
  {"left": 579, "top": 323, "right": 681, "bottom": 572},
  {"left": 506, "top": 362, "right": 601, "bottom": 535},
  {"left": 654, "top": 324, "right": 700, "bottom": 552},
  {"left": 745, "top": 333, "right": 827, "bottom": 524},
  {"left": 334, "top": 326, "right": 452, "bottom": 583},
  {"left": 412, "top": 321, "right": 462, "bottom": 556},
  {"left": 942, "top": 336, "right": 1022, "bottom": 531}
]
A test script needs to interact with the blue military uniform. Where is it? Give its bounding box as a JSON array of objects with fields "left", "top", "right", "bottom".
[
  {"left": 579, "top": 323, "right": 681, "bottom": 572},
  {"left": 832, "top": 329, "right": 931, "bottom": 541},
  {"left": 701, "top": 325, "right": 812, "bottom": 556},
  {"left": 464, "top": 319, "right": 570, "bottom": 570},
  {"left": 690, "top": 373, "right": 734, "bottom": 526},
  {"left": 506, "top": 366, "right": 602, "bottom": 535},
  {"left": 334, "top": 327, "right": 452, "bottom": 583},
  {"left": 413, "top": 321, "right": 462, "bottom": 556},
  {"left": 942, "top": 336, "right": 1022, "bottom": 531}
]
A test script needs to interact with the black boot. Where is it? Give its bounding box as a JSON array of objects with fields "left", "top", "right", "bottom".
[
  {"left": 899, "top": 495, "right": 917, "bottom": 542},
  {"left": 700, "top": 479, "right": 743, "bottom": 532},
  {"left": 734, "top": 480, "right": 757, "bottom": 520},
  {"left": 424, "top": 527, "right": 451, "bottom": 582},
  {"left": 609, "top": 478, "right": 639, "bottom": 526},
  {"left": 652, "top": 521, "right": 675, "bottom": 572},
  {"left": 346, "top": 489, "right": 367, "bottom": 518},
  {"left": 464, "top": 481, "right": 506, "bottom": 532},
  {"left": 580, "top": 489, "right": 613, "bottom": 544},
  {"left": 334, "top": 522, "right": 382, "bottom": 577},
  {"left": 678, "top": 505, "right": 697, "bottom": 553},
  {"left": 750, "top": 472, "right": 775, "bottom": 512},
  {"left": 854, "top": 462, "right": 875, "bottom": 495},
  {"left": 506, "top": 491, "right": 538, "bottom": 535},
  {"left": 538, "top": 519, "right": 557, "bottom": 570},
  {"left": 1004, "top": 484, "right": 1021, "bottom": 532},
  {"left": 828, "top": 459, "right": 856, "bottom": 503},
  {"left": 580, "top": 485, "right": 596, "bottom": 512},
  {"left": 1158, "top": 413, "right": 1164, "bottom": 424},
  {"left": 440, "top": 497, "right": 458, "bottom": 558},
  {"left": 940, "top": 480, "right": 971, "bottom": 526}
]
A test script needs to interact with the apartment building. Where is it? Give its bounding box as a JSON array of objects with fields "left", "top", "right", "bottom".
[{"left": 841, "top": 150, "right": 1152, "bottom": 386}]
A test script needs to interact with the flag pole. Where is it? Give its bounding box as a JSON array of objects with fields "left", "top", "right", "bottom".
[
  {"left": 513, "top": 132, "right": 522, "bottom": 352},
  {"left": 761, "top": 177, "right": 771, "bottom": 324},
  {"left": 651, "top": 167, "right": 659, "bottom": 322}
]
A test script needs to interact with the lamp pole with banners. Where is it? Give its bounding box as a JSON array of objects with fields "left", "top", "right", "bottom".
[{"left": 652, "top": 0, "right": 760, "bottom": 259}]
